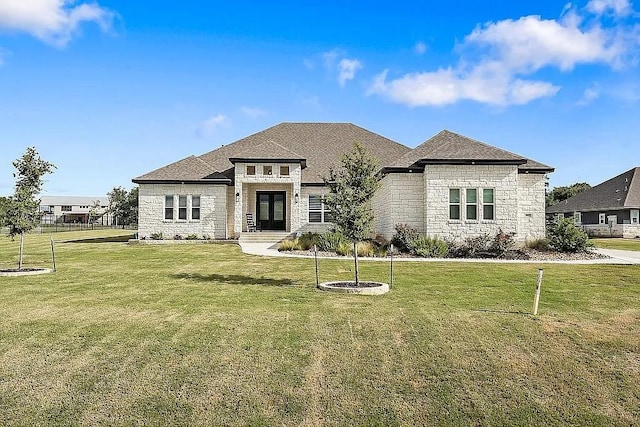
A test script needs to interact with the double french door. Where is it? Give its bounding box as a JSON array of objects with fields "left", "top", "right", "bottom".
[{"left": 256, "top": 191, "right": 286, "bottom": 231}]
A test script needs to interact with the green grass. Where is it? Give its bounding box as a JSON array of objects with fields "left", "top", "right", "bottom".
[
  {"left": 593, "top": 237, "right": 640, "bottom": 251},
  {"left": 1, "top": 230, "right": 639, "bottom": 426}
]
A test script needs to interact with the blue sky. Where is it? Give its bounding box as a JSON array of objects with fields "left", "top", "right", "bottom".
[{"left": 0, "top": 0, "right": 639, "bottom": 197}]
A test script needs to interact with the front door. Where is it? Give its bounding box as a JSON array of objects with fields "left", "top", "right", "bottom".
[{"left": 256, "top": 191, "right": 286, "bottom": 230}]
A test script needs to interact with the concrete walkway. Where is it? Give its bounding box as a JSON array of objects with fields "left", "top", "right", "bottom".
[{"left": 238, "top": 241, "right": 640, "bottom": 265}]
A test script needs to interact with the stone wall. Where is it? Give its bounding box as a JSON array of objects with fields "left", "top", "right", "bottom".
[
  {"left": 138, "top": 183, "right": 227, "bottom": 239},
  {"left": 517, "top": 173, "right": 547, "bottom": 242},
  {"left": 374, "top": 173, "right": 425, "bottom": 239},
  {"left": 424, "top": 164, "right": 520, "bottom": 242}
]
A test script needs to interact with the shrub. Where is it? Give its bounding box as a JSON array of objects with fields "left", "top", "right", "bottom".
[
  {"left": 452, "top": 233, "right": 491, "bottom": 257},
  {"left": 279, "top": 239, "right": 302, "bottom": 252},
  {"left": 409, "top": 235, "right": 448, "bottom": 258},
  {"left": 336, "top": 240, "right": 353, "bottom": 256},
  {"left": 547, "top": 218, "right": 593, "bottom": 253},
  {"left": 174, "top": 234, "right": 184, "bottom": 240},
  {"left": 150, "top": 232, "right": 163, "bottom": 240},
  {"left": 317, "top": 230, "right": 348, "bottom": 252},
  {"left": 489, "top": 229, "right": 516, "bottom": 257},
  {"left": 298, "top": 232, "right": 321, "bottom": 250},
  {"left": 527, "top": 238, "right": 550, "bottom": 251},
  {"left": 391, "top": 223, "right": 419, "bottom": 253},
  {"left": 336, "top": 241, "right": 375, "bottom": 257},
  {"left": 186, "top": 234, "right": 200, "bottom": 240}
]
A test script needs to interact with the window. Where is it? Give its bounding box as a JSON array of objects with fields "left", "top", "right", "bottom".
[
  {"left": 482, "top": 189, "right": 494, "bottom": 220},
  {"left": 191, "top": 195, "right": 201, "bottom": 220},
  {"left": 280, "top": 165, "right": 290, "bottom": 176},
  {"left": 246, "top": 165, "right": 255, "bottom": 176},
  {"left": 449, "top": 189, "right": 460, "bottom": 220},
  {"left": 262, "top": 165, "right": 272, "bottom": 175},
  {"left": 466, "top": 189, "right": 478, "bottom": 220},
  {"left": 164, "top": 196, "right": 174, "bottom": 220},
  {"left": 61, "top": 205, "right": 72, "bottom": 212},
  {"left": 573, "top": 211, "right": 582, "bottom": 225},
  {"left": 631, "top": 210, "right": 639, "bottom": 224},
  {"left": 309, "top": 195, "right": 332, "bottom": 223},
  {"left": 178, "top": 195, "right": 187, "bottom": 220},
  {"left": 599, "top": 213, "right": 606, "bottom": 224}
]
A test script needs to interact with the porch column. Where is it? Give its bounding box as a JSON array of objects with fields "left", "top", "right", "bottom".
[{"left": 234, "top": 182, "right": 243, "bottom": 235}]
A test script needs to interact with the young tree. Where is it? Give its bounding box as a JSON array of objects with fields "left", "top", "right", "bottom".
[
  {"left": 323, "top": 142, "right": 381, "bottom": 286},
  {"left": 87, "top": 200, "right": 102, "bottom": 228},
  {"left": 0, "top": 196, "right": 9, "bottom": 228},
  {"left": 4, "top": 147, "right": 56, "bottom": 269}
]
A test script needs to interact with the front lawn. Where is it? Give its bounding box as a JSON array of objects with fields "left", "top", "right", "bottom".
[
  {"left": 0, "top": 230, "right": 638, "bottom": 426},
  {"left": 593, "top": 237, "right": 640, "bottom": 251}
]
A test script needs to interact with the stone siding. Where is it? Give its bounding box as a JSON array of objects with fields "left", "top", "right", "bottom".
[
  {"left": 374, "top": 173, "right": 424, "bottom": 239},
  {"left": 517, "top": 173, "right": 547, "bottom": 242},
  {"left": 138, "top": 183, "right": 227, "bottom": 239},
  {"left": 424, "top": 164, "right": 520, "bottom": 242},
  {"left": 233, "top": 162, "right": 302, "bottom": 236}
]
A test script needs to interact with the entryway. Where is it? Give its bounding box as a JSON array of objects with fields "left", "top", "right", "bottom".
[{"left": 256, "top": 191, "right": 286, "bottom": 231}]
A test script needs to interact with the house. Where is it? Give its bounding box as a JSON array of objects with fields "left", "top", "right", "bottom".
[
  {"left": 546, "top": 167, "right": 640, "bottom": 238},
  {"left": 133, "top": 123, "right": 553, "bottom": 243},
  {"left": 40, "top": 196, "right": 112, "bottom": 225}
]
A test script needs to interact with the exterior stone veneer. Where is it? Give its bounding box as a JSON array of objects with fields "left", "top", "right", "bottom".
[
  {"left": 374, "top": 173, "right": 424, "bottom": 239},
  {"left": 233, "top": 162, "right": 302, "bottom": 236},
  {"left": 138, "top": 183, "right": 227, "bottom": 239}
]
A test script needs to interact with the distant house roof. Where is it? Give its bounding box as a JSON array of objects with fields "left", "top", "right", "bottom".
[
  {"left": 389, "top": 130, "right": 553, "bottom": 173},
  {"left": 40, "top": 196, "right": 108, "bottom": 206},
  {"left": 133, "top": 123, "right": 553, "bottom": 185},
  {"left": 546, "top": 167, "right": 640, "bottom": 214}
]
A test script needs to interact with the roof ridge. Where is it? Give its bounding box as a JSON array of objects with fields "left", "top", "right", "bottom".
[{"left": 437, "top": 129, "right": 526, "bottom": 160}]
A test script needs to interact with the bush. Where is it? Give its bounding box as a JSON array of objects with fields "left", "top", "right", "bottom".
[
  {"left": 527, "top": 238, "right": 550, "bottom": 251},
  {"left": 317, "top": 230, "right": 348, "bottom": 252},
  {"left": 186, "top": 234, "right": 200, "bottom": 240},
  {"left": 279, "top": 239, "right": 302, "bottom": 252},
  {"left": 174, "top": 234, "right": 183, "bottom": 240},
  {"left": 391, "top": 223, "right": 419, "bottom": 253},
  {"left": 489, "top": 229, "right": 516, "bottom": 257},
  {"left": 409, "top": 235, "right": 448, "bottom": 258},
  {"left": 547, "top": 218, "right": 593, "bottom": 253},
  {"left": 298, "top": 232, "right": 321, "bottom": 250},
  {"left": 336, "top": 241, "right": 375, "bottom": 257},
  {"left": 150, "top": 232, "right": 163, "bottom": 240}
]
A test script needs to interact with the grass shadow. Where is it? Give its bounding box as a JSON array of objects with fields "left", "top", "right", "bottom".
[
  {"left": 475, "top": 308, "right": 531, "bottom": 316},
  {"left": 171, "top": 273, "right": 298, "bottom": 287},
  {"left": 63, "top": 235, "right": 134, "bottom": 243}
]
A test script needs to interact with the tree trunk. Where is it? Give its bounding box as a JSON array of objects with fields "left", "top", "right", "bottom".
[
  {"left": 19, "top": 233, "right": 24, "bottom": 270},
  {"left": 353, "top": 240, "right": 359, "bottom": 286}
]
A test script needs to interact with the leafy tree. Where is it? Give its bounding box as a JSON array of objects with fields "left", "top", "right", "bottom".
[
  {"left": 4, "top": 147, "right": 56, "bottom": 269},
  {"left": 108, "top": 186, "right": 138, "bottom": 228},
  {"left": 323, "top": 142, "right": 380, "bottom": 286},
  {"left": 546, "top": 182, "right": 591, "bottom": 207},
  {"left": 87, "top": 200, "right": 102, "bottom": 228},
  {"left": 0, "top": 196, "right": 9, "bottom": 228}
]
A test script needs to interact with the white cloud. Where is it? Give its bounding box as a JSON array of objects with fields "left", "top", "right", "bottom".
[
  {"left": 198, "top": 114, "right": 230, "bottom": 137},
  {"left": 586, "top": 0, "right": 632, "bottom": 16},
  {"left": 578, "top": 84, "right": 600, "bottom": 105},
  {"left": 337, "top": 58, "right": 362, "bottom": 87},
  {"left": 0, "top": 0, "right": 115, "bottom": 48},
  {"left": 414, "top": 41, "right": 427, "bottom": 55},
  {"left": 320, "top": 49, "right": 363, "bottom": 86},
  {"left": 368, "top": 5, "right": 635, "bottom": 107},
  {"left": 240, "top": 106, "right": 267, "bottom": 119}
]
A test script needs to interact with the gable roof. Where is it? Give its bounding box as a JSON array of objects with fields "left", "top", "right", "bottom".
[
  {"left": 134, "top": 122, "right": 410, "bottom": 184},
  {"left": 390, "top": 130, "right": 553, "bottom": 173},
  {"left": 132, "top": 155, "right": 231, "bottom": 183},
  {"left": 546, "top": 167, "right": 640, "bottom": 214}
]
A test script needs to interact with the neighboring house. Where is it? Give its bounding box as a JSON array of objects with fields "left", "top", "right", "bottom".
[
  {"left": 40, "top": 196, "right": 112, "bottom": 225},
  {"left": 133, "top": 122, "right": 553, "bottom": 243},
  {"left": 546, "top": 167, "right": 640, "bottom": 238}
]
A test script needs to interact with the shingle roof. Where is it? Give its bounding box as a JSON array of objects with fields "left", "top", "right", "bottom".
[
  {"left": 546, "top": 167, "right": 640, "bottom": 214},
  {"left": 391, "top": 130, "right": 553, "bottom": 172},
  {"left": 134, "top": 123, "right": 410, "bottom": 184},
  {"left": 133, "top": 124, "right": 553, "bottom": 185},
  {"left": 40, "top": 196, "right": 108, "bottom": 206}
]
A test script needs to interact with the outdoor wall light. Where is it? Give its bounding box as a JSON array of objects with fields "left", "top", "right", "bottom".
[
  {"left": 294, "top": 192, "right": 299, "bottom": 204},
  {"left": 235, "top": 192, "right": 240, "bottom": 203}
]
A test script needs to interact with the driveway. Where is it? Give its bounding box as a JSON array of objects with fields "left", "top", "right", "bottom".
[{"left": 594, "top": 248, "right": 640, "bottom": 265}]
